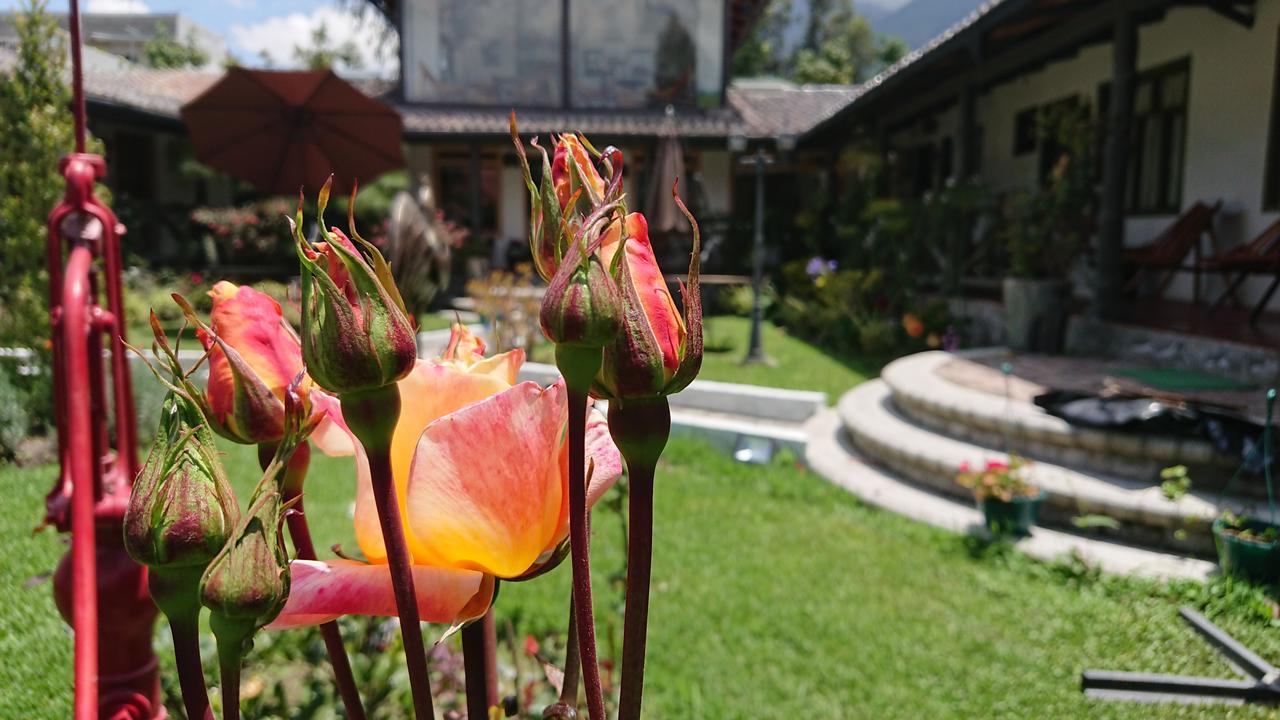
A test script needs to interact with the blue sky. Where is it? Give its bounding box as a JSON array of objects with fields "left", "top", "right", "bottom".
[{"left": 1, "top": 0, "right": 395, "bottom": 74}]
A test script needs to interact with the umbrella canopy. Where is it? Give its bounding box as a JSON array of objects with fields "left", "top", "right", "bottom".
[
  {"left": 644, "top": 106, "right": 690, "bottom": 234},
  {"left": 181, "top": 67, "right": 404, "bottom": 197}
]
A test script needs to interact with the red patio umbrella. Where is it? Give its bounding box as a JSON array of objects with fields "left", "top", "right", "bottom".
[{"left": 181, "top": 67, "right": 403, "bottom": 196}]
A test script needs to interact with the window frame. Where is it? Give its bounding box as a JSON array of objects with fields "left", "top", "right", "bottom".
[
  {"left": 1098, "top": 56, "right": 1191, "bottom": 216},
  {"left": 1263, "top": 26, "right": 1280, "bottom": 210}
]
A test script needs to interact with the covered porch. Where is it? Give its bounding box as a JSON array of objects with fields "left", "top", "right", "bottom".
[{"left": 801, "top": 0, "right": 1279, "bottom": 354}]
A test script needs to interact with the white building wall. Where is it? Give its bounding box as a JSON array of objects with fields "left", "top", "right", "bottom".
[
  {"left": 963, "top": 1, "right": 1280, "bottom": 304},
  {"left": 701, "top": 149, "right": 732, "bottom": 215}
]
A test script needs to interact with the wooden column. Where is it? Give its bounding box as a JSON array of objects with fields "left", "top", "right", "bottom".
[
  {"left": 959, "top": 83, "right": 978, "bottom": 179},
  {"left": 468, "top": 142, "right": 483, "bottom": 232},
  {"left": 1095, "top": 11, "right": 1137, "bottom": 319}
]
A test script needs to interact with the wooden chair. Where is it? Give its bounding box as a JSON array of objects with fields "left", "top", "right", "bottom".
[
  {"left": 1122, "top": 200, "right": 1222, "bottom": 302},
  {"left": 1202, "top": 216, "right": 1280, "bottom": 323}
]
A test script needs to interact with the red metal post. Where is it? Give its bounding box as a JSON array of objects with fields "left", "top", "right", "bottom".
[
  {"left": 42, "top": 2, "right": 160, "bottom": 717},
  {"left": 46, "top": 153, "right": 161, "bottom": 720}
]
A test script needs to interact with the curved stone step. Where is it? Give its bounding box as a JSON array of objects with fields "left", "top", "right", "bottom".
[
  {"left": 838, "top": 380, "right": 1265, "bottom": 556},
  {"left": 881, "top": 351, "right": 1234, "bottom": 482},
  {"left": 804, "top": 408, "right": 1215, "bottom": 581}
]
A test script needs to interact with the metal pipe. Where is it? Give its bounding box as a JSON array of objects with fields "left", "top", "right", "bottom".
[
  {"left": 744, "top": 148, "right": 767, "bottom": 364},
  {"left": 1178, "top": 607, "right": 1278, "bottom": 681},
  {"left": 64, "top": 244, "right": 99, "bottom": 720},
  {"left": 68, "top": 0, "right": 86, "bottom": 153}
]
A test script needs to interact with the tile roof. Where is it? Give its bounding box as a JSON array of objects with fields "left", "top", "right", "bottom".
[
  {"left": 726, "top": 79, "right": 864, "bottom": 139},
  {"left": 395, "top": 103, "right": 742, "bottom": 140},
  {"left": 83, "top": 66, "right": 219, "bottom": 116},
  {"left": 39, "top": 62, "right": 861, "bottom": 142}
]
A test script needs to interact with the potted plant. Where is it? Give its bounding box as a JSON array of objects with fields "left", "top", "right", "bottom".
[
  {"left": 1213, "top": 510, "right": 1280, "bottom": 584},
  {"left": 1000, "top": 105, "right": 1095, "bottom": 353},
  {"left": 956, "top": 456, "right": 1045, "bottom": 536}
]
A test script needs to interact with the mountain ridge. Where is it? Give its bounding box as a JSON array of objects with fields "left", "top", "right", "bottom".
[{"left": 872, "top": 0, "right": 986, "bottom": 48}]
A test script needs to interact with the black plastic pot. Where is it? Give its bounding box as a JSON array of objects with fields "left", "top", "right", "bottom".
[{"left": 978, "top": 491, "right": 1046, "bottom": 536}]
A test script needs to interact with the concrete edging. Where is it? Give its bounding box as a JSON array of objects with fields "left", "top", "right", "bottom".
[
  {"left": 881, "top": 350, "right": 1230, "bottom": 479},
  {"left": 837, "top": 379, "right": 1268, "bottom": 556},
  {"left": 805, "top": 407, "right": 1216, "bottom": 581}
]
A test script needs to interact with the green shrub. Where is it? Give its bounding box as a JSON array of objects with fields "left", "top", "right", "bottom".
[
  {"left": 0, "top": 0, "right": 107, "bottom": 346},
  {"left": 0, "top": 365, "right": 28, "bottom": 458},
  {"left": 717, "top": 282, "right": 773, "bottom": 317}
]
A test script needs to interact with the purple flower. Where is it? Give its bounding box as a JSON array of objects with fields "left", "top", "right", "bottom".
[{"left": 805, "top": 257, "right": 836, "bottom": 279}]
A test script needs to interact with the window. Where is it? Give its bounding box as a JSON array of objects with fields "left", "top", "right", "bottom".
[
  {"left": 1100, "top": 58, "right": 1190, "bottom": 214},
  {"left": 571, "top": 0, "right": 723, "bottom": 109},
  {"left": 403, "top": 0, "right": 724, "bottom": 109},
  {"left": 404, "top": 0, "right": 564, "bottom": 106},
  {"left": 110, "top": 132, "right": 154, "bottom": 198},
  {"left": 1013, "top": 107, "right": 1038, "bottom": 156},
  {"left": 1264, "top": 27, "right": 1280, "bottom": 210}
]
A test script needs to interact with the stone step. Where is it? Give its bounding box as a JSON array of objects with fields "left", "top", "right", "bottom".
[
  {"left": 838, "top": 379, "right": 1267, "bottom": 556},
  {"left": 880, "top": 350, "right": 1235, "bottom": 482},
  {"left": 804, "top": 408, "right": 1215, "bottom": 581}
]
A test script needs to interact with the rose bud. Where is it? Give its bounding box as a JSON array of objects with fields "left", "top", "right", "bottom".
[
  {"left": 595, "top": 186, "right": 702, "bottom": 401},
  {"left": 512, "top": 115, "right": 624, "bottom": 283},
  {"left": 170, "top": 282, "right": 304, "bottom": 445},
  {"left": 540, "top": 227, "right": 622, "bottom": 352},
  {"left": 124, "top": 390, "right": 239, "bottom": 569},
  {"left": 200, "top": 379, "right": 317, "bottom": 658},
  {"left": 200, "top": 481, "right": 290, "bottom": 650},
  {"left": 512, "top": 114, "right": 563, "bottom": 282},
  {"left": 293, "top": 178, "right": 417, "bottom": 395},
  {"left": 551, "top": 132, "right": 606, "bottom": 216}
]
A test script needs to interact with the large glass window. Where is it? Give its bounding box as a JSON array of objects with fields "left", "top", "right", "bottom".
[
  {"left": 569, "top": 0, "right": 722, "bottom": 109},
  {"left": 403, "top": 0, "right": 724, "bottom": 109},
  {"left": 404, "top": 0, "right": 563, "bottom": 106}
]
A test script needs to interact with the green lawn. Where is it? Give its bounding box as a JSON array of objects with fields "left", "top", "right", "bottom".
[
  {"left": 697, "top": 316, "right": 882, "bottom": 403},
  {"left": 5, "top": 436, "right": 1280, "bottom": 719}
]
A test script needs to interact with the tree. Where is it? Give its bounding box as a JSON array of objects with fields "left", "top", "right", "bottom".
[
  {"left": 0, "top": 0, "right": 102, "bottom": 344},
  {"left": 292, "top": 22, "right": 363, "bottom": 71},
  {"left": 142, "top": 22, "right": 209, "bottom": 69},
  {"left": 732, "top": 0, "right": 907, "bottom": 84},
  {"left": 730, "top": 0, "right": 795, "bottom": 78}
]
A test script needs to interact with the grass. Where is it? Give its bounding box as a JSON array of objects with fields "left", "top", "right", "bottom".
[
  {"left": 5, "top": 435, "right": 1280, "bottom": 719},
  {"left": 697, "top": 315, "right": 883, "bottom": 403}
]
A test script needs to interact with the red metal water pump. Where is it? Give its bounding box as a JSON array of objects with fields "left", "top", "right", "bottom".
[{"left": 42, "top": 1, "right": 163, "bottom": 718}]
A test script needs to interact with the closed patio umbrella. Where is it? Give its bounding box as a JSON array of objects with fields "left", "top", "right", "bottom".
[
  {"left": 181, "top": 67, "right": 403, "bottom": 196},
  {"left": 644, "top": 105, "right": 690, "bottom": 234}
]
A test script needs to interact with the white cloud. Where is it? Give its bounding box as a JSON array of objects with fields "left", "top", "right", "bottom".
[
  {"left": 86, "top": 0, "right": 151, "bottom": 12},
  {"left": 229, "top": 6, "right": 397, "bottom": 78}
]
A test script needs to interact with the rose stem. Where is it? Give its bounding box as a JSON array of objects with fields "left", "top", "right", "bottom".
[
  {"left": 213, "top": 624, "right": 245, "bottom": 720},
  {"left": 259, "top": 442, "right": 367, "bottom": 720},
  {"left": 610, "top": 398, "right": 670, "bottom": 720},
  {"left": 462, "top": 607, "right": 500, "bottom": 719},
  {"left": 158, "top": 570, "right": 213, "bottom": 720},
  {"left": 341, "top": 387, "right": 435, "bottom": 720},
  {"left": 567, "top": 385, "right": 607, "bottom": 720},
  {"left": 560, "top": 595, "right": 581, "bottom": 708}
]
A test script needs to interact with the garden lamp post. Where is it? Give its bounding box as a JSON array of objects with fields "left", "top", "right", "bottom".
[{"left": 738, "top": 145, "right": 774, "bottom": 365}]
